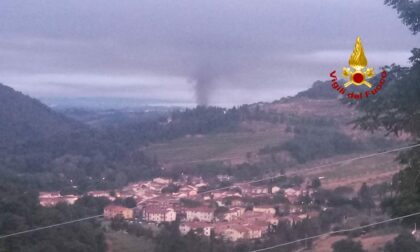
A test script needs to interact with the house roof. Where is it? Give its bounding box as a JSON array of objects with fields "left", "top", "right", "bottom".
[
  {"left": 88, "top": 190, "right": 110, "bottom": 195},
  {"left": 226, "top": 224, "right": 249, "bottom": 233},
  {"left": 143, "top": 205, "right": 174, "bottom": 214},
  {"left": 39, "top": 191, "right": 61, "bottom": 198}
]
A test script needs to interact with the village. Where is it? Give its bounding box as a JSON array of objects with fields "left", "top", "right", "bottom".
[{"left": 39, "top": 175, "right": 320, "bottom": 242}]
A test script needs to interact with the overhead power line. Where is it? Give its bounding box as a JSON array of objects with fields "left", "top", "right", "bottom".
[
  {"left": 0, "top": 143, "right": 420, "bottom": 240},
  {"left": 251, "top": 211, "right": 420, "bottom": 252},
  {"left": 201, "top": 143, "right": 420, "bottom": 194},
  {"left": 0, "top": 215, "right": 104, "bottom": 240}
]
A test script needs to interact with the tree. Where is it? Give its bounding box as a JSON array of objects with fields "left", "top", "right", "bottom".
[
  {"left": 214, "top": 206, "right": 229, "bottom": 218},
  {"left": 358, "top": 183, "right": 375, "bottom": 215},
  {"left": 110, "top": 215, "right": 126, "bottom": 231},
  {"left": 332, "top": 239, "right": 366, "bottom": 252},
  {"left": 0, "top": 181, "right": 107, "bottom": 252},
  {"left": 385, "top": 0, "right": 420, "bottom": 34},
  {"left": 351, "top": 0, "right": 420, "bottom": 221},
  {"left": 311, "top": 178, "right": 321, "bottom": 189},
  {"left": 279, "top": 125, "right": 359, "bottom": 163},
  {"left": 384, "top": 231, "right": 420, "bottom": 252},
  {"left": 371, "top": 182, "right": 391, "bottom": 201},
  {"left": 153, "top": 221, "right": 232, "bottom": 252},
  {"left": 123, "top": 197, "right": 137, "bottom": 208},
  {"left": 180, "top": 198, "right": 202, "bottom": 208},
  {"left": 161, "top": 183, "right": 180, "bottom": 194}
]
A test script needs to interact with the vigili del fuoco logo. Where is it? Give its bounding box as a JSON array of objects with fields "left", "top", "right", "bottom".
[{"left": 330, "top": 36, "right": 387, "bottom": 100}]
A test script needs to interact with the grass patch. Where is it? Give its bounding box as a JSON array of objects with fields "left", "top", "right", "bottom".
[{"left": 144, "top": 129, "right": 288, "bottom": 164}]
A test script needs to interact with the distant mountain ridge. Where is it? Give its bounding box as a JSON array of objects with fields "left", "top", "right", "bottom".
[
  {"left": 295, "top": 80, "right": 339, "bottom": 99},
  {"left": 295, "top": 75, "right": 379, "bottom": 100}
]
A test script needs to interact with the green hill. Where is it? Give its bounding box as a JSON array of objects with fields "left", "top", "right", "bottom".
[{"left": 0, "top": 83, "right": 158, "bottom": 191}]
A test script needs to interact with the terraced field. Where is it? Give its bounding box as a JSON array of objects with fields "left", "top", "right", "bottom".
[
  {"left": 143, "top": 125, "right": 290, "bottom": 166},
  {"left": 143, "top": 97, "right": 406, "bottom": 190},
  {"left": 311, "top": 233, "right": 397, "bottom": 252},
  {"left": 290, "top": 152, "right": 402, "bottom": 189}
]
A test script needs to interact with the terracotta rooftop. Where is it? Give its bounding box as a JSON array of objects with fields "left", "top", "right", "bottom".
[{"left": 143, "top": 205, "right": 174, "bottom": 214}]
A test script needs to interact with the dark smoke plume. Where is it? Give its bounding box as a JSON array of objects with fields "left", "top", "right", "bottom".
[{"left": 193, "top": 62, "right": 219, "bottom": 106}]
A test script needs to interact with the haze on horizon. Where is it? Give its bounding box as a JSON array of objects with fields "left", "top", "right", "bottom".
[{"left": 1, "top": 0, "right": 419, "bottom": 107}]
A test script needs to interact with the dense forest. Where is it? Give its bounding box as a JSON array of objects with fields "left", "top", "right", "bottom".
[
  {"left": 259, "top": 116, "right": 358, "bottom": 163},
  {"left": 350, "top": 0, "right": 420, "bottom": 230},
  {"left": 0, "top": 83, "right": 161, "bottom": 192},
  {"left": 0, "top": 176, "right": 109, "bottom": 252}
]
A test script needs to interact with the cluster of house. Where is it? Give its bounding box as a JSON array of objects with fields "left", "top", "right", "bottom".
[
  {"left": 39, "top": 176, "right": 319, "bottom": 241},
  {"left": 38, "top": 191, "right": 79, "bottom": 207}
]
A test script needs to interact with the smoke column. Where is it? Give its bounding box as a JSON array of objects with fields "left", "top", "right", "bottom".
[{"left": 193, "top": 63, "right": 218, "bottom": 106}]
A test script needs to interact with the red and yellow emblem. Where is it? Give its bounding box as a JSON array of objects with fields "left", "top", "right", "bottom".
[{"left": 342, "top": 36, "right": 375, "bottom": 88}]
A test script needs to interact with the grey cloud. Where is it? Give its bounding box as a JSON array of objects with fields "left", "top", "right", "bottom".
[{"left": 0, "top": 0, "right": 419, "bottom": 106}]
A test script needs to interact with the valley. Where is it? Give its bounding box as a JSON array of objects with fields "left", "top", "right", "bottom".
[{"left": 0, "top": 81, "right": 411, "bottom": 252}]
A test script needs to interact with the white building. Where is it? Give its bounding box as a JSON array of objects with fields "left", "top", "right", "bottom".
[
  {"left": 253, "top": 205, "right": 276, "bottom": 216},
  {"left": 87, "top": 190, "right": 115, "bottom": 200},
  {"left": 153, "top": 177, "right": 172, "bottom": 185},
  {"left": 39, "top": 192, "right": 79, "bottom": 207},
  {"left": 186, "top": 207, "right": 214, "bottom": 222},
  {"left": 271, "top": 186, "right": 281, "bottom": 194},
  {"left": 223, "top": 225, "right": 248, "bottom": 241},
  {"left": 39, "top": 191, "right": 60, "bottom": 198},
  {"left": 223, "top": 207, "right": 246, "bottom": 221},
  {"left": 239, "top": 185, "right": 269, "bottom": 196},
  {"left": 179, "top": 222, "right": 213, "bottom": 236},
  {"left": 285, "top": 188, "right": 301, "bottom": 197},
  {"left": 143, "top": 205, "right": 177, "bottom": 223}
]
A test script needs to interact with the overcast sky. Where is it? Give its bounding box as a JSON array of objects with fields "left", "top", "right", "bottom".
[{"left": 0, "top": 0, "right": 419, "bottom": 107}]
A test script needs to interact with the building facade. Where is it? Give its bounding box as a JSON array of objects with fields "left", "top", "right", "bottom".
[
  {"left": 186, "top": 207, "right": 214, "bottom": 222},
  {"left": 104, "top": 205, "right": 134, "bottom": 219},
  {"left": 143, "top": 205, "right": 176, "bottom": 223}
]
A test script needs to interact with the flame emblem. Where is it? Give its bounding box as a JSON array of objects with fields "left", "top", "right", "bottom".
[{"left": 342, "top": 36, "right": 375, "bottom": 88}]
